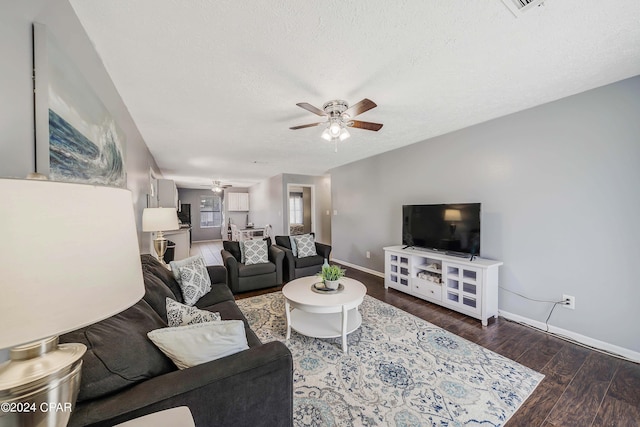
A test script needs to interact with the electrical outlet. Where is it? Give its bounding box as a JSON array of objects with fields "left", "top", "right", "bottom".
[
  {"left": 366, "top": 251, "right": 371, "bottom": 259},
  {"left": 562, "top": 294, "right": 575, "bottom": 310}
]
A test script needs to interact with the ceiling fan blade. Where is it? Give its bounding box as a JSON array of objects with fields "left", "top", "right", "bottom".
[
  {"left": 290, "top": 122, "right": 324, "bottom": 130},
  {"left": 347, "top": 120, "right": 383, "bottom": 131},
  {"left": 296, "top": 102, "right": 327, "bottom": 116},
  {"left": 344, "top": 98, "right": 377, "bottom": 118}
]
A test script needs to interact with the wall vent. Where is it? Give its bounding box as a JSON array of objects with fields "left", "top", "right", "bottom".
[{"left": 501, "top": 0, "right": 545, "bottom": 17}]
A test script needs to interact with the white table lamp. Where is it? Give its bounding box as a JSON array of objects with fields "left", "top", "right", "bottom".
[
  {"left": 0, "top": 178, "right": 145, "bottom": 427},
  {"left": 142, "top": 208, "right": 179, "bottom": 265}
]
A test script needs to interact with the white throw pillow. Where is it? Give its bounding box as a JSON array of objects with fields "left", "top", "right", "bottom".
[
  {"left": 242, "top": 239, "right": 269, "bottom": 265},
  {"left": 166, "top": 298, "right": 221, "bottom": 327},
  {"left": 294, "top": 234, "right": 317, "bottom": 258},
  {"left": 177, "top": 256, "right": 212, "bottom": 306},
  {"left": 147, "top": 321, "right": 249, "bottom": 370}
]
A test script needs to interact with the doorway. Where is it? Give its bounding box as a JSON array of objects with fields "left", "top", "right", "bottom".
[{"left": 287, "top": 184, "right": 315, "bottom": 236}]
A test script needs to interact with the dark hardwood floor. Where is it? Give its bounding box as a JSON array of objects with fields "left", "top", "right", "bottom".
[{"left": 197, "top": 241, "right": 640, "bottom": 426}]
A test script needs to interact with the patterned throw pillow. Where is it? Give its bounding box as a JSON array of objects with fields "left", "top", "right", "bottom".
[
  {"left": 170, "top": 254, "right": 205, "bottom": 287},
  {"left": 166, "top": 298, "right": 221, "bottom": 327},
  {"left": 294, "top": 233, "right": 317, "bottom": 258},
  {"left": 177, "top": 256, "right": 212, "bottom": 306},
  {"left": 242, "top": 239, "right": 269, "bottom": 265}
]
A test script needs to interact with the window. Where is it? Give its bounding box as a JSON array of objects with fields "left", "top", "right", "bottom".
[
  {"left": 200, "top": 195, "right": 221, "bottom": 228},
  {"left": 289, "top": 192, "right": 303, "bottom": 224}
]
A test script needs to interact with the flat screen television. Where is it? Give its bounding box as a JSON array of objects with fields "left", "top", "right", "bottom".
[{"left": 402, "top": 203, "right": 481, "bottom": 256}]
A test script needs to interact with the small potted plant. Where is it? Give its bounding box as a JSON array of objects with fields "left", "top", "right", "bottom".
[{"left": 319, "top": 264, "right": 346, "bottom": 290}]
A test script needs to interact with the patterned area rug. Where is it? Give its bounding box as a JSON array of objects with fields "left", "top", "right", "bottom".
[{"left": 237, "top": 292, "right": 543, "bottom": 427}]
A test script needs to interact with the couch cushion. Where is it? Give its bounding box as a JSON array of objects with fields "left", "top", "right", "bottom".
[
  {"left": 59, "top": 299, "right": 175, "bottom": 402},
  {"left": 142, "top": 272, "right": 175, "bottom": 321},
  {"left": 274, "top": 236, "right": 291, "bottom": 250},
  {"left": 223, "top": 240, "right": 242, "bottom": 262},
  {"left": 166, "top": 297, "right": 221, "bottom": 326},
  {"left": 141, "top": 254, "right": 183, "bottom": 303},
  {"left": 194, "top": 284, "right": 235, "bottom": 308},
  {"left": 238, "top": 262, "right": 275, "bottom": 277},
  {"left": 295, "top": 254, "right": 324, "bottom": 269}
]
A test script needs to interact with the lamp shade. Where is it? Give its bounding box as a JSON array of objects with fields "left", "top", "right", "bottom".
[
  {"left": 142, "top": 207, "right": 179, "bottom": 232},
  {"left": 0, "top": 179, "right": 145, "bottom": 349},
  {"left": 444, "top": 209, "right": 462, "bottom": 222}
]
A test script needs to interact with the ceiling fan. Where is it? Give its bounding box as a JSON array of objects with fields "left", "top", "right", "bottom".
[
  {"left": 211, "top": 180, "right": 231, "bottom": 193},
  {"left": 290, "top": 99, "right": 383, "bottom": 143}
]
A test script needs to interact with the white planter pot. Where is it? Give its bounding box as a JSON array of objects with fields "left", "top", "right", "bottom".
[{"left": 324, "top": 279, "right": 340, "bottom": 290}]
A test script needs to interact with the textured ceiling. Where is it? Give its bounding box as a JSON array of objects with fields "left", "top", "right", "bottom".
[{"left": 69, "top": 0, "right": 640, "bottom": 189}]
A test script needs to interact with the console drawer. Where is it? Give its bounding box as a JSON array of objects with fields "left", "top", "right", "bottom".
[{"left": 413, "top": 278, "right": 442, "bottom": 301}]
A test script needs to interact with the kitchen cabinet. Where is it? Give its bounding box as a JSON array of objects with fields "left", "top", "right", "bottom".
[{"left": 227, "top": 192, "right": 249, "bottom": 211}]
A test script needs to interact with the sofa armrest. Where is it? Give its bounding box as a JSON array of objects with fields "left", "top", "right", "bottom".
[
  {"left": 221, "top": 250, "right": 239, "bottom": 293},
  {"left": 268, "top": 245, "right": 285, "bottom": 285},
  {"left": 206, "top": 265, "right": 227, "bottom": 285},
  {"left": 69, "top": 341, "right": 293, "bottom": 427},
  {"left": 315, "top": 242, "right": 332, "bottom": 260},
  {"left": 273, "top": 244, "right": 295, "bottom": 283}
]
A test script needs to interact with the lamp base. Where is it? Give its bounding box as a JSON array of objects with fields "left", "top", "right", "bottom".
[
  {"left": 153, "top": 237, "right": 168, "bottom": 266},
  {"left": 0, "top": 337, "right": 86, "bottom": 427}
]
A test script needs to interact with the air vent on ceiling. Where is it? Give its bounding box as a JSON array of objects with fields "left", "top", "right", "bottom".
[{"left": 501, "top": 0, "right": 545, "bottom": 17}]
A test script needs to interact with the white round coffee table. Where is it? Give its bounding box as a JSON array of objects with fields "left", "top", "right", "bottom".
[{"left": 282, "top": 276, "right": 367, "bottom": 353}]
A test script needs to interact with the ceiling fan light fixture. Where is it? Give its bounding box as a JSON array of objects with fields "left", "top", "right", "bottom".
[
  {"left": 329, "top": 121, "right": 341, "bottom": 137},
  {"left": 291, "top": 98, "right": 381, "bottom": 149}
]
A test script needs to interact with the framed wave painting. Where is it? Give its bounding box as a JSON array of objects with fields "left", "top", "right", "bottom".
[{"left": 33, "top": 23, "right": 126, "bottom": 187}]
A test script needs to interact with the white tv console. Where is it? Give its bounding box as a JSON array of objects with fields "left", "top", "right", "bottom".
[{"left": 383, "top": 246, "right": 503, "bottom": 326}]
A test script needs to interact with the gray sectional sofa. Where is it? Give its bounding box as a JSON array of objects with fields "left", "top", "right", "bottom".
[{"left": 60, "top": 254, "right": 293, "bottom": 427}]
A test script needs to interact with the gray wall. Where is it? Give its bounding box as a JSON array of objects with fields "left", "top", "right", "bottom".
[
  {"left": 330, "top": 76, "right": 640, "bottom": 355},
  {"left": 0, "top": 0, "right": 161, "bottom": 361},
  {"left": 248, "top": 173, "right": 332, "bottom": 244},
  {"left": 281, "top": 174, "right": 332, "bottom": 244},
  {"left": 177, "top": 188, "right": 222, "bottom": 241},
  {"left": 0, "top": 0, "right": 161, "bottom": 253}
]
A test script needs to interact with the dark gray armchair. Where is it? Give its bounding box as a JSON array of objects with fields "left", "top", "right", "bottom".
[
  {"left": 274, "top": 234, "right": 332, "bottom": 283},
  {"left": 221, "top": 239, "right": 284, "bottom": 294}
]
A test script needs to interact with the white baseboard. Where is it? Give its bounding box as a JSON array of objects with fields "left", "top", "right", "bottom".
[
  {"left": 329, "top": 258, "right": 640, "bottom": 363},
  {"left": 499, "top": 310, "right": 640, "bottom": 363},
  {"left": 331, "top": 258, "right": 385, "bottom": 278}
]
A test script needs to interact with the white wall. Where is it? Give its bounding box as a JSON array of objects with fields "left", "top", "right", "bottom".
[
  {"left": 0, "top": 0, "right": 161, "bottom": 253},
  {"left": 330, "top": 76, "right": 640, "bottom": 355},
  {"left": 249, "top": 174, "right": 284, "bottom": 236}
]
